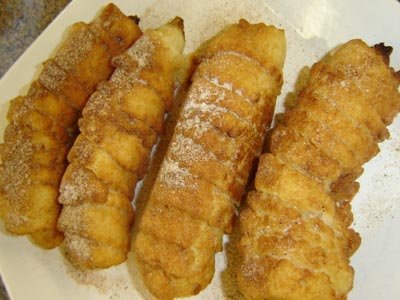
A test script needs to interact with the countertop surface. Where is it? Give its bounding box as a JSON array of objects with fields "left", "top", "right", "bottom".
[
  {"left": 0, "top": 0, "right": 71, "bottom": 78},
  {"left": 0, "top": 2, "right": 71, "bottom": 298}
]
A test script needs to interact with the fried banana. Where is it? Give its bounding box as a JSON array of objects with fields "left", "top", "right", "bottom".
[
  {"left": 238, "top": 40, "right": 400, "bottom": 299},
  {"left": 135, "top": 20, "right": 286, "bottom": 299},
  {"left": 0, "top": 4, "right": 141, "bottom": 249},
  {"left": 57, "top": 18, "right": 185, "bottom": 269}
]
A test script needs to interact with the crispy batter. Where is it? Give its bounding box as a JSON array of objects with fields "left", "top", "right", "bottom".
[
  {"left": 238, "top": 40, "right": 400, "bottom": 299},
  {"left": 67, "top": 136, "right": 138, "bottom": 198},
  {"left": 88, "top": 4, "right": 141, "bottom": 56},
  {"left": 298, "top": 90, "right": 380, "bottom": 163},
  {"left": 82, "top": 81, "right": 159, "bottom": 148},
  {"left": 0, "top": 4, "right": 141, "bottom": 249},
  {"left": 270, "top": 124, "right": 342, "bottom": 187},
  {"left": 112, "top": 20, "right": 185, "bottom": 111},
  {"left": 135, "top": 19, "right": 285, "bottom": 299},
  {"left": 58, "top": 18, "right": 185, "bottom": 268},
  {"left": 281, "top": 109, "right": 362, "bottom": 175}
]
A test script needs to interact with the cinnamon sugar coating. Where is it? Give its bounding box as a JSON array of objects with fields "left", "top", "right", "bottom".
[
  {"left": 58, "top": 17, "right": 185, "bottom": 268},
  {"left": 238, "top": 40, "right": 400, "bottom": 300},
  {"left": 0, "top": 3, "right": 141, "bottom": 249},
  {"left": 135, "top": 19, "right": 285, "bottom": 299}
]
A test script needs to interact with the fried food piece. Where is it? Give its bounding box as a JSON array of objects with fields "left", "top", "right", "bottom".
[
  {"left": 0, "top": 4, "right": 141, "bottom": 249},
  {"left": 135, "top": 19, "right": 286, "bottom": 299},
  {"left": 58, "top": 18, "right": 185, "bottom": 269},
  {"left": 238, "top": 40, "right": 400, "bottom": 299},
  {"left": 39, "top": 4, "right": 142, "bottom": 109}
]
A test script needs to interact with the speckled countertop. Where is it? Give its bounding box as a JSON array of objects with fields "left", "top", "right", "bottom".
[
  {"left": 0, "top": 1, "right": 71, "bottom": 298},
  {"left": 0, "top": 0, "right": 71, "bottom": 77}
]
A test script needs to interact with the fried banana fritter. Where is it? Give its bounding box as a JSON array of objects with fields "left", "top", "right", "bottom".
[
  {"left": 57, "top": 18, "right": 185, "bottom": 269},
  {"left": 238, "top": 40, "right": 400, "bottom": 300},
  {"left": 0, "top": 4, "right": 141, "bottom": 249},
  {"left": 134, "top": 20, "right": 286, "bottom": 299}
]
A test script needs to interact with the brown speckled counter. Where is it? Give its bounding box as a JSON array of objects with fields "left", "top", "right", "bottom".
[
  {"left": 0, "top": 2, "right": 71, "bottom": 298},
  {"left": 0, "top": 0, "right": 71, "bottom": 77},
  {"left": 0, "top": 275, "right": 8, "bottom": 300}
]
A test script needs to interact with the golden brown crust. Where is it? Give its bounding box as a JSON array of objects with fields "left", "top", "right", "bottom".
[
  {"left": 112, "top": 17, "right": 185, "bottom": 111},
  {"left": 66, "top": 137, "right": 138, "bottom": 199},
  {"left": 58, "top": 18, "right": 185, "bottom": 268},
  {"left": 0, "top": 4, "right": 141, "bottom": 248},
  {"left": 270, "top": 124, "right": 342, "bottom": 186},
  {"left": 82, "top": 81, "right": 159, "bottom": 148},
  {"left": 197, "top": 19, "right": 286, "bottom": 72},
  {"left": 150, "top": 175, "right": 236, "bottom": 232},
  {"left": 135, "top": 20, "right": 285, "bottom": 299},
  {"left": 89, "top": 3, "right": 142, "bottom": 56},
  {"left": 281, "top": 109, "right": 362, "bottom": 175},
  {"left": 238, "top": 40, "right": 400, "bottom": 299},
  {"left": 299, "top": 95, "right": 380, "bottom": 167}
]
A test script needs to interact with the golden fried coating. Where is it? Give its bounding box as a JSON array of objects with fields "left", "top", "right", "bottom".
[
  {"left": 150, "top": 169, "right": 236, "bottom": 232},
  {"left": 0, "top": 3, "right": 141, "bottom": 249},
  {"left": 281, "top": 109, "right": 362, "bottom": 176},
  {"left": 58, "top": 18, "right": 185, "bottom": 269},
  {"left": 238, "top": 40, "right": 400, "bottom": 299},
  {"left": 270, "top": 124, "right": 342, "bottom": 187},
  {"left": 82, "top": 81, "right": 159, "bottom": 148},
  {"left": 135, "top": 19, "right": 286, "bottom": 299},
  {"left": 88, "top": 4, "right": 141, "bottom": 56},
  {"left": 78, "top": 117, "right": 151, "bottom": 175},
  {"left": 40, "top": 4, "right": 142, "bottom": 109},
  {"left": 112, "top": 19, "right": 187, "bottom": 110},
  {"left": 66, "top": 136, "right": 138, "bottom": 198}
]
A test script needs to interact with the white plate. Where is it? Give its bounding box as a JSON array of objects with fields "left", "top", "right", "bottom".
[{"left": 1, "top": 0, "right": 399, "bottom": 299}]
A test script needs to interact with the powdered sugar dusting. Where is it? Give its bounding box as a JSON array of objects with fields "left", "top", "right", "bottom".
[
  {"left": 205, "top": 75, "right": 250, "bottom": 100},
  {"left": 170, "top": 134, "right": 217, "bottom": 163},
  {"left": 111, "top": 68, "right": 148, "bottom": 92},
  {"left": 176, "top": 115, "right": 213, "bottom": 139},
  {"left": 112, "top": 34, "right": 155, "bottom": 77},
  {"left": 54, "top": 25, "right": 96, "bottom": 74},
  {"left": 1, "top": 127, "right": 36, "bottom": 229},
  {"left": 124, "top": 35, "right": 155, "bottom": 69},
  {"left": 194, "top": 79, "right": 227, "bottom": 102},
  {"left": 59, "top": 167, "right": 91, "bottom": 205},
  {"left": 159, "top": 158, "right": 193, "bottom": 188},
  {"left": 102, "top": 36, "right": 158, "bottom": 102},
  {"left": 83, "top": 85, "right": 114, "bottom": 119},
  {"left": 188, "top": 79, "right": 259, "bottom": 132},
  {"left": 182, "top": 88, "right": 260, "bottom": 152},
  {"left": 183, "top": 101, "right": 228, "bottom": 118},
  {"left": 39, "top": 60, "right": 69, "bottom": 94},
  {"left": 207, "top": 76, "right": 233, "bottom": 92},
  {"left": 216, "top": 50, "right": 270, "bottom": 74},
  {"left": 65, "top": 233, "right": 92, "bottom": 263}
]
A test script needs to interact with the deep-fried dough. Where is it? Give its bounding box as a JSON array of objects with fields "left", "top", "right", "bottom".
[
  {"left": 238, "top": 40, "right": 400, "bottom": 300},
  {"left": 0, "top": 4, "right": 141, "bottom": 249},
  {"left": 135, "top": 20, "right": 286, "bottom": 299},
  {"left": 58, "top": 18, "right": 185, "bottom": 269}
]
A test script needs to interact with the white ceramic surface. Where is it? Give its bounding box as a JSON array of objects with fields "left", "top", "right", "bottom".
[{"left": 0, "top": 0, "right": 399, "bottom": 299}]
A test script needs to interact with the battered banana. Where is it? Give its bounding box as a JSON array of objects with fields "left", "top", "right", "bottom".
[
  {"left": 237, "top": 40, "right": 400, "bottom": 300},
  {"left": 57, "top": 18, "right": 185, "bottom": 269},
  {"left": 0, "top": 4, "right": 141, "bottom": 249},
  {"left": 135, "top": 20, "right": 286, "bottom": 299}
]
